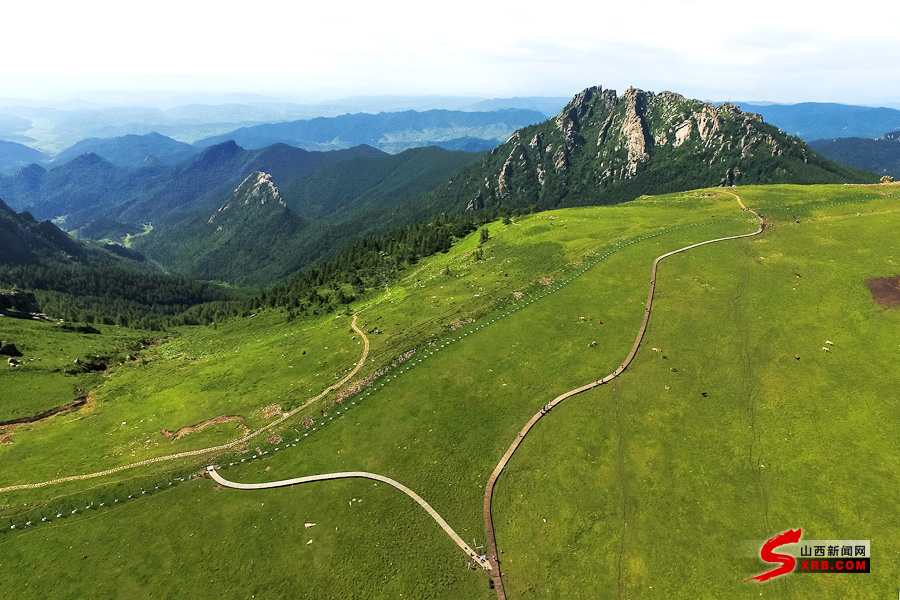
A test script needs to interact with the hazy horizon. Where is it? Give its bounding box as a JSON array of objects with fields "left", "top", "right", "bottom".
[
  {"left": 1, "top": 86, "right": 899, "bottom": 112},
  {"left": 2, "top": 0, "right": 898, "bottom": 108}
]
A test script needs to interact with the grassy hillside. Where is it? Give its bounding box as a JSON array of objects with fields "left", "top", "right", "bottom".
[
  {"left": 0, "top": 318, "right": 151, "bottom": 423},
  {"left": 2, "top": 183, "right": 899, "bottom": 598},
  {"left": 495, "top": 184, "right": 900, "bottom": 598}
]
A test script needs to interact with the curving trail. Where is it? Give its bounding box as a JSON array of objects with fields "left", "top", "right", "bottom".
[
  {"left": 482, "top": 192, "right": 763, "bottom": 598},
  {"left": 0, "top": 316, "right": 370, "bottom": 494},
  {"left": 207, "top": 465, "right": 493, "bottom": 570},
  {"left": 3, "top": 193, "right": 766, "bottom": 598}
]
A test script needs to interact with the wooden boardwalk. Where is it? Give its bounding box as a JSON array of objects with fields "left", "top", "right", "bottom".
[
  {"left": 483, "top": 193, "right": 763, "bottom": 599},
  {"left": 207, "top": 466, "right": 492, "bottom": 570}
]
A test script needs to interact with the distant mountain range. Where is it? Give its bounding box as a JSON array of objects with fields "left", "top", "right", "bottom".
[
  {"left": 51, "top": 132, "right": 199, "bottom": 167},
  {"left": 810, "top": 131, "right": 900, "bottom": 178},
  {"left": 0, "top": 142, "right": 388, "bottom": 228},
  {"left": 736, "top": 102, "right": 900, "bottom": 141},
  {"left": 0, "top": 96, "right": 569, "bottom": 153},
  {"left": 423, "top": 86, "right": 876, "bottom": 213},
  {"left": 0, "top": 141, "right": 46, "bottom": 176},
  {"left": 4, "top": 99, "right": 900, "bottom": 179},
  {"left": 0, "top": 87, "right": 883, "bottom": 289},
  {"left": 0, "top": 138, "right": 482, "bottom": 285},
  {"left": 3, "top": 94, "right": 899, "bottom": 160},
  {"left": 463, "top": 97, "right": 571, "bottom": 115},
  {"left": 195, "top": 109, "right": 548, "bottom": 153},
  {"left": 0, "top": 107, "right": 551, "bottom": 174}
]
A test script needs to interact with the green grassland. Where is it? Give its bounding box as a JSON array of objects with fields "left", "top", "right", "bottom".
[
  {"left": 0, "top": 309, "right": 361, "bottom": 488},
  {"left": 2, "top": 184, "right": 898, "bottom": 598},
  {"left": 0, "top": 319, "right": 150, "bottom": 423},
  {"left": 0, "top": 189, "right": 749, "bottom": 492},
  {"left": 495, "top": 185, "right": 900, "bottom": 598}
]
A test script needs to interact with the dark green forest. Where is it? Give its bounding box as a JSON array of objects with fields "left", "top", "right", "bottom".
[{"left": 1, "top": 196, "right": 519, "bottom": 330}]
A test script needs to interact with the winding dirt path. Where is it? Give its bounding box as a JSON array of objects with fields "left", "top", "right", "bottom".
[
  {"left": 2, "top": 193, "right": 765, "bottom": 598},
  {"left": 482, "top": 192, "right": 763, "bottom": 598},
  {"left": 207, "top": 465, "right": 492, "bottom": 570},
  {"left": 0, "top": 315, "right": 370, "bottom": 493}
]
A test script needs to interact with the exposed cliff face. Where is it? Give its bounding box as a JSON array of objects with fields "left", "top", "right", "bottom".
[
  {"left": 621, "top": 87, "right": 651, "bottom": 177},
  {"left": 149, "top": 170, "right": 309, "bottom": 285},
  {"left": 435, "top": 85, "right": 873, "bottom": 211},
  {"left": 208, "top": 172, "right": 285, "bottom": 227}
]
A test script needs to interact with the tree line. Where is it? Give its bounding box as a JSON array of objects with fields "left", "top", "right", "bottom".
[
  {"left": 258, "top": 207, "right": 529, "bottom": 318},
  {"left": 1, "top": 206, "right": 532, "bottom": 330}
]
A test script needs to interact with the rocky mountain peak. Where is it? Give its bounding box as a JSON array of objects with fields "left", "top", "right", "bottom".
[
  {"left": 208, "top": 172, "right": 285, "bottom": 226},
  {"left": 235, "top": 171, "right": 283, "bottom": 205},
  {"left": 444, "top": 84, "right": 871, "bottom": 212}
]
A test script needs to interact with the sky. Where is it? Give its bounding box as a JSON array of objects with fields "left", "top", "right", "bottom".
[{"left": 2, "top": 0, "right": 898, "bottom": 105}]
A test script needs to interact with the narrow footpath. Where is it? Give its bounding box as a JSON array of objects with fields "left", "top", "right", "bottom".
[{"left": 0, "top": 316, "right": 370, "bottom": 493}]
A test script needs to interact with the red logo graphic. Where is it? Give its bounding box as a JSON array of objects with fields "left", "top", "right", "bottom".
[{"left": 745, "top": 528, "right": 802, "bottom": 583}]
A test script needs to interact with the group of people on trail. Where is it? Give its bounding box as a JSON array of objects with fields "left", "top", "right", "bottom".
[{"left": 467, "top": 555, "right": 489, "bottom": 570}]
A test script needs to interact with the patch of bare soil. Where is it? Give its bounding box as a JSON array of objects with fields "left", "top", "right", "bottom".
[
  {"left": 262, "top": 403, "right": 282, "bottom": 419},
  {"left": 450, "top": 317, "right": 475, "bottom": 331},
  {"left": 160, "top": 414, "right": 249, "bottom": 441},
  {"left": 866, "top": 276, "right": 900, "bottom": 307},
  {"left": 335, "top": 370, "right": 383, "bottom": 404},
  {"left": 335, "top": 349, "right": 413, "bottom": 405},
  {"left": 0, "top": 396, "right": 88, "bottom": 428},
  {"left": 845, "top": 181, "right": 900, "bottom": 187}
]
